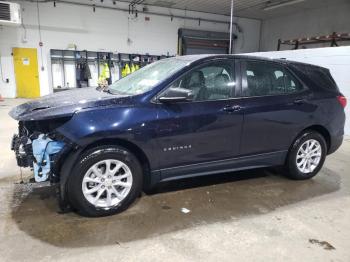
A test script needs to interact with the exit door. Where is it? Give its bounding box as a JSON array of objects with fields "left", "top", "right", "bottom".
[{"left": 13, "top": 48, "right": 40, "bottom": 98}]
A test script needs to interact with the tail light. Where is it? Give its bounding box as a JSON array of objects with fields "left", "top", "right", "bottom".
[{"left": 337, "top": 95, "right": 347, "bottom": 108}]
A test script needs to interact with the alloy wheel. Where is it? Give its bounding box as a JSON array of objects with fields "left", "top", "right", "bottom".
[
  {"left": 296, "top": 139, "right": 322, "bottom": 174},
  {"left": 82, "top": 159, "right": 133, "bottom": 209}
]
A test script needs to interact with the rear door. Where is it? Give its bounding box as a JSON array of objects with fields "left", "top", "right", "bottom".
[{"left": 239, "top": 59, "right": 314, "bottom": 156}]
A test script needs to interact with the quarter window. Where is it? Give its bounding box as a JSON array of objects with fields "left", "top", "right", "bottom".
[
  {"left": 164, "top": 61, "right": 236, "bottom": 101},
  {"left": 244, "top": 61, "right": 303, "bottom": 97}
]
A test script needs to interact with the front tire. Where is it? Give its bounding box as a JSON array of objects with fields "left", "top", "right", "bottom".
[
  {"left": 67, "top": 145, "right": 143, "bottom": 217},
  {"left": 284, "top": 131, "right": 327, "bottom": 180}
]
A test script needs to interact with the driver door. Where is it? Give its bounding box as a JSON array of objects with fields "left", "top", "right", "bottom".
[{"left": 153, "top": 58, "right": 244, "bottom": 179}]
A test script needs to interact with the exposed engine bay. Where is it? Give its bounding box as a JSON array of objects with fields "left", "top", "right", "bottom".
[
  {"left": 7, "top": 87, "right": 134, "bottom": 214},
  {"left": 11, "top": 120, "right": 70, "bottom": 183},
  {"left": 8, "top": 87, "right": 125, "bottom": 185}
]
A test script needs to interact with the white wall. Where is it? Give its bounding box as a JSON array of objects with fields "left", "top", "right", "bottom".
[
  {"left": 245, "top": 46, "right": 350, "bottom": 135},
  {"left": 260, "top": 2, "right": 350, "bottom": 51},
  {"left": 0, "top": 1, "right": 261, "bottom": 98}
]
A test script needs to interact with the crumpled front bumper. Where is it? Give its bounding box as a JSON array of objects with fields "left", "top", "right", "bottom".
[
  {"left": 11, "top": 132, "right": 66, "bottom": 183},
  {"left": 11, "top": 134, "right": 33, "bottom": 168}
]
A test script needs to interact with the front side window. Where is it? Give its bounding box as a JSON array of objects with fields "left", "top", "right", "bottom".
[
  {"left": 163, "top": 60, "right": 236, "bottom": 101},
  {"left": 243, "top": 61, "right": 303, "bottom": 97},
  {"left": 108, "top": 58, "right": 189, "bottom": 95}
]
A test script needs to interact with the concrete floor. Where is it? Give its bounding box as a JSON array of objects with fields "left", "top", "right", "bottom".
[{"left": 0, "top": 99, "right": 350, "bottom": 262}]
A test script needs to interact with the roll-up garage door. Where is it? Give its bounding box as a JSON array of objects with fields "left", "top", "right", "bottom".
[{"left": 178, "top": 28, "right": 237, "bottom": 55}]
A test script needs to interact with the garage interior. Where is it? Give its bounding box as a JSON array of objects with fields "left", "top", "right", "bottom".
[{"left": 0, "top": 0, "right": 350, "bottom": 261}]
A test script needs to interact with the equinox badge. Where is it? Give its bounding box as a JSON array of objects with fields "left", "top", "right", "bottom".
[{"left": 163, "top": 145, "right": 192, "bottom": 152}]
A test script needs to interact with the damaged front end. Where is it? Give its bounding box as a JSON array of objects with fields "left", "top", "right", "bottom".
[
  {"left": 8, "top": 87, "right": 125, "bottom": 213},
  {"left": 11, "top": 118, "right": 72, "bottom": 184}
]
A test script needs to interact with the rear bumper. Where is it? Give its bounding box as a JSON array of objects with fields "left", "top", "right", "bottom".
[{"left": 328, "top": 135, "right": 343, "bottom": 155}]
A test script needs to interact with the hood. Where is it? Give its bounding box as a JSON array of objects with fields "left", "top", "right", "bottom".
[{"left": 9, "top": 87, "right": 133, "bottom": 121}]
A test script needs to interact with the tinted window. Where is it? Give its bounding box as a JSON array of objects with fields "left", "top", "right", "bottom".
[
  {"left": 165, "top": 60, "right": 236, "bottom": 101},
  {"left": 244, "top": 61, "right": 303, "bottom": 97},
  {"left": 307, "top": 67, "right": 338, "bottom": 91},
  {"left": 284, "top": 70, "right": 304, "bottom": 94}
]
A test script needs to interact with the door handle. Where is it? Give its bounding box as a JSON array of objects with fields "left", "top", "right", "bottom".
[
  {"left": 293, "top": 98, "right": 306, "bottom": 105},
  {"left": 223, "top": 105, "right": 242, "bottom": 113}
]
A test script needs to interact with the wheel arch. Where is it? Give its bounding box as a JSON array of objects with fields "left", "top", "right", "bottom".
[
  {"left": 294, "top": 125, "right": 331, "bottom": 152},
  {"left": 82, "top": 138, "right": 152, "bottom": 188},
  {"left": 58, "top": 137, "right": 153, "bottom": 196}
]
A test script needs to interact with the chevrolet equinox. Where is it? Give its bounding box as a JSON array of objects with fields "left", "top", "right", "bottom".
[{"left": 10, "top": 55, "right": 347, "bottom": 217}]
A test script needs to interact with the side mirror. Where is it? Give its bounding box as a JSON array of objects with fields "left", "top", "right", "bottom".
[{"left": 158, "top": 87, "right": 194, "bottom": 103}]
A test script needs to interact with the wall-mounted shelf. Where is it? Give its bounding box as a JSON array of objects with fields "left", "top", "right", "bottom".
[{"left": 277, "top": 32, "right": 350, "bottom": 50}]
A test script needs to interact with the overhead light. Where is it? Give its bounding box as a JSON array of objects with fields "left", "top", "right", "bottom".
[{"left": 263, "top": 0, "right": 305, "bottom": 11}]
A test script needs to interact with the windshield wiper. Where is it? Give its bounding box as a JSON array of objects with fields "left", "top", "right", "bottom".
[
  {"left": 96, "top": 86, "right": 131, "bottom": 96},
  {"left": 103, "top": 88, "right": 115, "bottom": 94},
  {"left": 96, "top": 87, "right": 117, "bottom": 95},
  {"left": 95, "top": 86, "right": 113, "bottom": 93}
]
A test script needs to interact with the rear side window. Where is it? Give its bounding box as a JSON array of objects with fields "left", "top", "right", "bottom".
[
  {"left": 290, "top": 64, "right": 339, "bottom": 92},
  {"left": 243, "top": 61, "right": 304, "bottom": 97},
  {"left": 306, "top": 67, "right": 338, "bottom": 91}
]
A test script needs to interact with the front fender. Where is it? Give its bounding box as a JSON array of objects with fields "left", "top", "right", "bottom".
[{"left": 56, "top": 105, "right": 159, "bottom": 168}]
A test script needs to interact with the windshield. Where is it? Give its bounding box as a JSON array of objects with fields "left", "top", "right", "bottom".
[{"left": 108, "top": 58, "right": 189, "bottom": 95}]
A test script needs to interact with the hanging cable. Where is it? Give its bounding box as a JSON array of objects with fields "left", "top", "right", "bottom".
[
  {"left": 229, "top": 0, "right": 234, "bottom": 54},
  {"left": 21, "top": 15, "right": 27, "bottom": 43},
  {"left": 36, "top": 0, "right": 45, "bottom": 71}
]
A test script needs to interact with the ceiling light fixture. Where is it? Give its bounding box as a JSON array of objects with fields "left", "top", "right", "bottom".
[{"left": 263, "top": 0, "right": 305, "bottom": 11}]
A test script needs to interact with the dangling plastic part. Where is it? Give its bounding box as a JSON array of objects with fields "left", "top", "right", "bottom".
[{"left": 32, "top": 134, "right": 65, "bottom": 182}]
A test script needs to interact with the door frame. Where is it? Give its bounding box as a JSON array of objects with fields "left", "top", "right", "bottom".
[
  {"left": 12, "top": 47, "right": 41, "bottom": 98},
  {"left": 237, "top": 58, "right": 314, "bottom": 156},
  {"left": 150, "top": 58, "right": 245, "bottom": 179}
]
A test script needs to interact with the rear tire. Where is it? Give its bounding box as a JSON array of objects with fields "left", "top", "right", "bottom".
[
  {"left": 67, "top": 145, "right": 143, "bottom": 217},
  {"left": 284, "top": 131, "right": 327, "bottom": 180}
]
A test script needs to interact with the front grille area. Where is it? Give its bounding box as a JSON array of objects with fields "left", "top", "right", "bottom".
[{"left": 0, "top": 3, "right": 11, "bottom": 21}]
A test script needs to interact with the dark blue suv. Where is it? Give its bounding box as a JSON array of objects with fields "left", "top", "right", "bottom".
[{"left": 10, "top": 55, "right": 347, "bottom": 217}]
